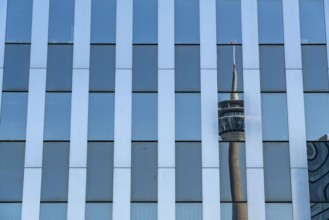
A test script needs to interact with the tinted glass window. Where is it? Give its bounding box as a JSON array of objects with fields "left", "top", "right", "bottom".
[
  {"left": 221, "top": 203, "right": 248, "bottom": 219},
  {"left": 0, "top": 204, "right": 22, "bottom": 220},
  {"left": 176, "top": 203, "right": 202, "bottom": 220},
  {"left": 85, "top": 203, "right": 112, "bottom": 220},
  {"left": 131, "top": 204, "right": 157, "bottom": 220},
  {"left": 3, "top": 44, "right": 30, "bottom": 91},
  {"left": 91, "top": 0, "right": 116, "bottom": 43},
  {"left": 40, "top": 204, "right": 67, "bottom": 220},
  {"left": 266, "top": 204, "right": 293, "bottom": 220},
  {"left": 47, "top": 45, "right": 73, "bottom": 91}
]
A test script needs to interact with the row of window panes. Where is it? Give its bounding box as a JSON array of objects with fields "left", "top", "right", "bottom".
[{"left": 5, "top": 0, "right": 326, "bottom": 44}]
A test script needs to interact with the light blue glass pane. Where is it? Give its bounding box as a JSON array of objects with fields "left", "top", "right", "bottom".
[
  {"left": 44, "top": 93, "right": 71, "bottom": 140},
  {"left": 304, "top": 94, "right": 329, "bottom": 140},
  {"left": 175, "top": 94, "right": 201, "bottom": 140},
  {"left": 88, "top": 93, "right": 115, "bottom": 140},
  {"left": 216, "top": 0, "right": 242, "bottom": 44},
  {"left": 48, "top": 0, "right": 74, "bottom": 43},
  {"left": 40, "top": 204, "right": 67, "bottom": 220},
  {"left": 133, "top": 0, "right": 158, "bottom": 43},
  {"left": 261, "top": 94, "right": 289, "bottom": 140},
  {"left": 132, "top": 94, "right": 158, "bottom": 140},
  {"left": 0, "top": 204, "right": 21, "bottom": 220},
  {"left": 175, "top": 0, "right": 200, "bottom": 44},
  {"left": 266, "top": 204, "right": 293, "bottom": 220},
  {"left": 85, "top": 203, "right": 112, "bottom": 220},
  {"left": 0, "top": 93, "right": 28, "bottom": 140},
  {"left": 220, "top": 142, "right": 247, "bottom": 201},
  {"left": 131, "top": 203, "right": 157, "bottom": 220},
  {"left": 299, "top": 0, "right": 326, "bottom": 43},
  {"left": 0, "top": 143, "right": 25, "bottom": 201},
  {"left": 91, "top": 0, "right": 116, "bottom": 43},
  {"left": 176, "top": 203, "right": 202, "bottom": 220},
  {"left": 221, "top": 203, "right": 248, "bottom": 219},
  {"left": 5, "top": 0, "right": 32, "bottom": 42},
  {"left": 258, "top": 0, "right": 284, "bottom": 43},
  {"left": 41, "top": 143, "right": 69, "bottom": 201}
]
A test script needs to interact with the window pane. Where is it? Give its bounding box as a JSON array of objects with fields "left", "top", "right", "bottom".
[
  {"left": 47, "top": 45, "right": 73, "bottom": 91},
  {"left": 175, "top": 94, "right": 201, "bottom": 141},
  {"left": 133, "top": 0, "right": 158, "bottom": 43},
  {"left": 176, "top": 143, "right": 202, "bottom": 201},
  {"left": 3, "top": 44, "right": 30, "bottom": 91},
  {"left": 88, "top": 93, "right": 115, "bottom": 140},
  {"left": 0, "top": 93, "right": 28, "bottom": 140},
  {"left": 266, "top": 204, "right": 293, "bottom": 220},
  {"left": 176, "top": 203, "right": 202, "bottom": 220},
  {"left": 40, "top": 204, "right": 67, "bottom": 220},
  {"left": 261, "top": 94, "right": 289, "bottom": 141},
  {"left": 133, "top": 46, "right": 158, "bottom": 91},
  {"left": 302, "top": 45, "right": 329, "bottom": 91},
  {"left": 44, "top": 93, "right": 71, "bottom": 140},
  {"left": 260, "top": 46, "right": 286, "bottom": 91},
  {"left": 0, "top": 204, "right": 21, "bottom": 220},
  {"left": 299, "top": 0, "right": 326, "bottom": 43},
  {"left": 217, "top": 45, "right": 243, "bottom": 92},
  {"left": 86, "top": 203, "right": 112, "bottom": 220},
  {"left": 264, "top": 143, "right": 292, "bottom": 201},
  {"left": 175, "top": 0, "right": 200, "bottom": 43},
  {"left": 258, "top": 0, "right": 284, "bottom": 43},
  {"left": 310, "top": 203, "right": 329, "bottom": 219},
  {"left": 304, "top": 94, "right": 329, "bottom": 140},
  {"left": 175, "top": 46, "right": 200, "bottom": 91},
  {"left": 216, "top": 0, "right": 242, "bottom": 44},
  {"left": 221, "top": 203, "right": 248, "bottom": 219},
  {"left": 86, "top": 142, "right": 114, "bottom": 201},
  {"left": 132, "top": 94, "right": 158, "bottom": 140},
  {"left": 220, "top": 142, "right": 247, "bottom": 201},
  {"left": 48, "top": 0, "right": 74, "bottom": 43},
  {"left": 90, "top": 45, "right": 116, "bottom": 91},
  {"left": 0, "top": 142, "right": 25, "bottom": 201},
  {"left": 91, "top": 0, "right": 116, "bottom": 43},
  {"left": 41, "top": 143, "right": 69, "bottom": 201},
  {"left": 131, "top": 203, "right": 157, "bottom": 220},
  {"left": 131, "top": 143, "right": 157, "bottom": 201},
  {"left": 5, "top": 0, "right": 32, "bottom": 42}
]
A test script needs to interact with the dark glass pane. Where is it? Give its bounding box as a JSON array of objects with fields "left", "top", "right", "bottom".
[
  {"left": 175, "top": 46, "right": 200, "bottom": 92},
  {"left": 0, "top": 142, "right": 25, "bottom": 201},
  {"left": 266, "top": 204, "right": 293, "bottom": 220},
  {"left": 41, "top": 143, "right": 69, "bottom": 201},
  {"left": 85, "top": 203, "right": 112, "bottom": 220},
  {"left": 176, "top": 143, "right": 202, "bottom": 201},
  {"left": 90, "top": 45, "right": 115, "bottom": 91},
  {"left": 3, "top": 44, "right": 30, "bottom": 91},
  {"left": 47, "top": 45, "right": 73, "bottom": 91},
  {"left": 176, "top": 203, "right": 202, "bottom": 220},
  {"left": 91, "top": 0, "right": 116, "bottom": 43},
  {"left": 0, "top": 204, "right": 22, "bottom": 220},
  {"left": 132, "top": 46, "right": 158, "bottom": 91},
  {"left": 310, "top": 203, "right": 329, "bottom": 220},
  {"left": 131, "top": 143, "right": 157, "bottom": 201},
  {"left": 40, "top": 204, "right": 67, "bottom": 220}
]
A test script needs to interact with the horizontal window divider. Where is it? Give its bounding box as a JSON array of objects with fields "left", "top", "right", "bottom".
[
  {"left": 174, "top": 91, "right": 201, "bottom": 94},
  {"left": 40, "top": 201, "right": 68, "bottom": 204},
  {"left": 262, "top": 140, "right": 289, "bottom": 143},
  {"left": 216, "top": 44, "right": 243, "bottom": 46},
  {"left": 87, "top": 140, "right": 114, "bottom": 143},
  {"left": 301, "top": 43, "right": 327, "bottom": 46},
  {"left": 0, "top": 140, "right": 26, "bottom": 143},
  {"left": 175, "top": 140, "right": 201, "bottom": 143},
  {"left": 0, "top": 201, "right": 22, "bottom": 203},
  {"left": 131, "top": 91, "right": 158, "bottom": 94},
  {"left": 131, "top": 140, "right": 158, "bottom": 143},
  {"left": 130, "top": 201, "right": 158, "bottom": 204},
  {"left": 303, "top": 91, "right": 329, "bottom": 93},
  {"left": 5, "top": 42, "right": 31, "bottom": 45},
  {"left": 260, "top": 91, "right": 287, "bottom": 94},
  {"left": 48, "top": 43, "right": 74, "bottom": 46},
  {"left": 43, "top": 140, "right": 70, "bottom": 143},
  {"left": 132, "top": 43, "right": 158, "bottom": 46},
  {"left": 85, "top": 201, "right": 113, "bottom": 203},
  {"left": 217, "top": 91, "right": 244, "bottom": 94},
  {"left": 309, "top": 202, "right": 329, "bottom": 204},
  {"left": 45, "top": 91, "right": 72, "bottom": 93},
  {"left": 307, "top": 141, "right": 329, "bottom": 143},
  {"left": 175, "top": 201, "right": 203, "bottom": 203},
  {"left": 219, "top": 141, "right": 245, "bottom": 143},
  {"left": 264, "top": 201, "right": 293, "bottom": 204},
  {"left": 174, "top": 44, "right": 201, "bottom": 46},
  {"left": 2, "top": 90, "right": 28, "bottom": 93},
  {"left": 88, "top": 91, "right": 115, "bottom": 93},
  {"left": 90, "top": 43, "right": 116, "bottom": 46},
  {"left": 220, "top": 201, "right": 248, "bottom": 204},
  {"left": 258, "top": 44, "right": 285, "bottom": 46}
]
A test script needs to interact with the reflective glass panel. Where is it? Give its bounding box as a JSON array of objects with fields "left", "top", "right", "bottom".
[
  {"left": 131, "top": 143, "right": 157, "bottom": 201},
  {"left": 302, "top": 45, "right": 329, "bottom": 91},
  {"left": 85, "top": 203, "right": 112, "bottom": 220},
  {"left": 175, "top": 93, "right": 201, "bottom": 141},
  {"left": 47, "top": 45, "right": 73, "bottom": 91},
  {"left": 175, "top": 0, "right": 200, "bottom": 43},
  {"left": 0, "top": 142, "right": 25, "bottom": 201},
  {"left": 133, "top": 0, "right": 158, "bottom": 43},
  {"left": 133, "top": 46, "right": 158, "bottom": 91},
  {"left": 40, "top": 203, "right": 67, "bottom": 220},
  {"left": 44, "top": 93, "right": 71, "bottom": 140},
  {"left": 88, "top": 93, "right": 114, "bottom": 140},
  {"left": 132, "top": 93, "right": 158, "bottom": 140},
  {"left": 91, "top": 0, "right": 116, "bottom": 43},
  {"left": 176, "top": 203, "right": 202, "bottom": 220},
  {"left": 0, "top": 93, "right": 28, "bottom": 140},
  {"left": 90, "top": 45, "right": 115, "bottom": 91},
  {"left": 86, "top": 142, "right": 114, "bottom": 201},
  {"left": 175, "top": 46, "right": 201, "bottom": 91},
  {"left": 310, "top": 203, "right": 329, "bottom": 219},
  {"left": 176, "top": 143, "right": 202, "bottom": 201},
  {"left": 0, "top": 204, "right": 21, "bottom": 220},
  {"left": 266, "top": 204, "right": 293, "bottom": 220},
  {"left": 48, "top": 0, "right": 74, "bottom": 43},
  {"left": 131, "top": 203, "right": 157, "bottom": 220},
  {"left": 216, "top": 0, "right": 242, "bottom": 44},
  {"left": 299, "top": 0, "right": 326, "bottom": 43},
  {"left": 3, "top": 44, "right": 30, "bottom": 91},
  {"left": 221, "top": 203, "right": 248, "bottom": 220},
  {"left": 5, "top": 0, "right": 32, "bottom": 42},
  {"left": 41, "top": 143, "right": 69, "bottom": 201}
]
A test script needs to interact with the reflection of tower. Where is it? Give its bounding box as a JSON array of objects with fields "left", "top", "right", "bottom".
[{"left": 218, "top": 45, "right": 247, "bottom": 220}]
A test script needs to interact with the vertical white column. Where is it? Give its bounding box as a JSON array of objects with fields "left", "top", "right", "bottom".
[
  {"left": 282, "top": 0, "right": 311, "bottom": 219},
  {"left": 241, "top": 0, "right": 266, "bottom": 220},
  {"left": 199, "top": 0, "right": 220, "bottom": 219},
  {"left": 67, "top": 0, "right": 91, "bottom": 219},
  {"left": 0, "top": 0, "right": 7, "bottom": 117},
  {"left": 21, "top": 0, "right": 49, "bottom": 219},
  {"left": 113, "top": 0, "right": 133, "bottom": 220}
]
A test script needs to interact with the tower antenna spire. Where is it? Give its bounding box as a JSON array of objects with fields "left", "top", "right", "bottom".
[{"left": 231, "top": 42, "right": 238, "bottom": 100}]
